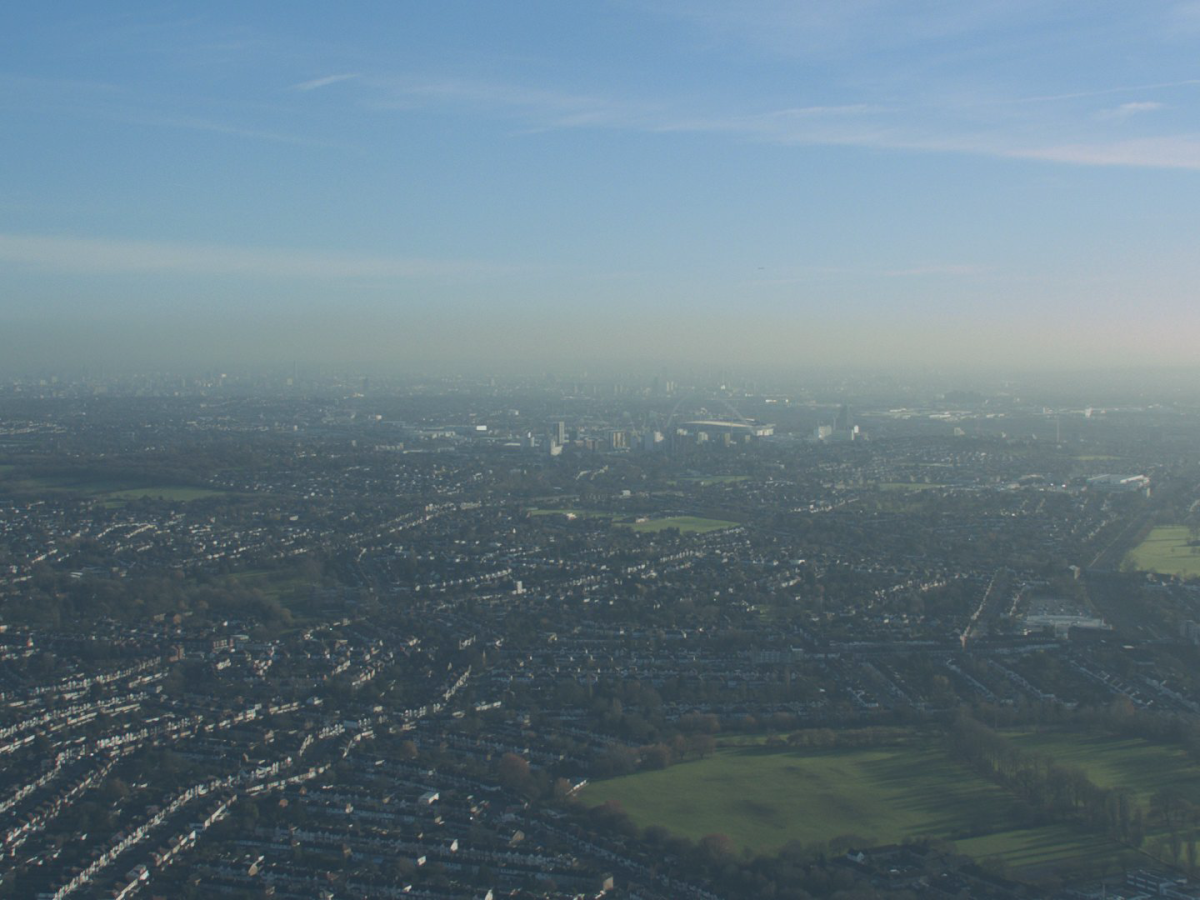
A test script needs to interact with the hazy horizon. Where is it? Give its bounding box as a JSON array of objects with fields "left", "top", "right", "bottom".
[{"left": 4, "top": 3, "right": 1200, "bottom": 372}]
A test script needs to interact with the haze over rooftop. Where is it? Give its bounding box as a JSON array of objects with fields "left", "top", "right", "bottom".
[{"left": 3, "top": 2, "right": 1200, "bottom": 372}]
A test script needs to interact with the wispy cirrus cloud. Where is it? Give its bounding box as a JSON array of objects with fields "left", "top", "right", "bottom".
[
  {"left": 0, "top": 73, "right": 348, "bottom": 150},
  {"left": 1094, "top": 101, "right": 1165, "bottom": 121},
  {"left": 292, "top": 72, "right": 360, "bottom": 92},
  {"left": 0, "top": 233, "right": 525, "bottom": 281},
  {"left": 324, "top": 1, "right": 1200, "bottom": 173},
  {"left": 364, "top": 76, "right": 649, "bottom": 129},
  {"left": 1004, "top": 79, "right": 1200, "bottom": 105},
  {"left": 369, "top": 75, "right": 893, "bottom": 140},
  {"left": 359, "top": 69, "right": 1200, "bottom": 170},
  {"left": 644, "top": 0, "right": 1051, "bottom": 58},
  {"left": 649, "top": 104, "right": 885, "bottom": 136},
  {"left": 1006, "top": 135, "right": 1200, "bottom": 169},
  {"left": 15, "top": 11, "right": 1200, "bottom": 175}
]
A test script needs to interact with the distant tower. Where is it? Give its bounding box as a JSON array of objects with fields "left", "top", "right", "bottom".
[{"left": 834, "top": 405, "right": 851, "bottom": 432}]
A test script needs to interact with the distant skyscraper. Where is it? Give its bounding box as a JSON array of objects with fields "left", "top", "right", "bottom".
[
  {"left": 555, "top": 421, "right": 566, "bottom": 445},
  {"left": 834, "top": 405, "right": 851, "bottom": 432}
]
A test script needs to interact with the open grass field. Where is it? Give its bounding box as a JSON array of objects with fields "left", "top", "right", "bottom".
[
  {"left": 4, "top": 475, "right": 112, "bottom": 495},
  {"left": 624, "top": 516, "right": 737, "bottom": 534},
  {"left": 853, "top": 491, "right": 930, "bottom": 514},
  {"left": 527, "top": 510, "right": 735, "bottom": 534},
  {"left": 230, "top": 569, "right": 310, "bottom": 601},
  {"left": 104, "top": 486, "right": 224, "bottom": 502},
  {"left": 1123, "top": 525, "right": 1200, "bottom": 579},
  {"left": 675, "top": 475, "right": 750, "bottom": 486},
  {"left": 876, "top": 481, "right": 946, "bottom": 492},
  {"left": 527, "top": 508, "right": 614, "bottom": 519},
  {"left": 583, "top": 742, "right": 1023, "bottom": 856},
  {"left": 2, "top": 472, "right": 224, "bottom": 503},
  {"left": 584, "top": 732, "right": 1200, "bottom": 878},
  {"left": 955, "top": 824, "right": 1134, "bottom": 877}
]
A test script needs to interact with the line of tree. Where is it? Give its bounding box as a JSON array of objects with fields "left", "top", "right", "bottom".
[
  {"left": 970, "top": 696, "right": 1200, "bottom": 767},
  {"left": 948, "top": 713, "right": 1144, "bottom": 846},
  {"left": 592, "top": 733, "right": 718, "bottom": 777},
  {"left": 780, "top": 726, "right": 913, "bottom": 750}
]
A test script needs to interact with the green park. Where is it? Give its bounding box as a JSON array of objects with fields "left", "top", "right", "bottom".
[
  {"left": 625, "top": 516, "right": 738, "bottom": 534},
  {"left": 584, "top": 730, "right": 1200, "bottom": 879},
  {"left": 527, "top": 509, "right": 737, "bottom": 534},
  {"left": 1124, "top": 525, "right": 1200, "bottom": 579}
]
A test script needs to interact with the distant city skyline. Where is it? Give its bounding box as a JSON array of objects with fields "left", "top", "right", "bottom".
[{"left": 3, "top": 2, "right": 1200, "bottom": 371}]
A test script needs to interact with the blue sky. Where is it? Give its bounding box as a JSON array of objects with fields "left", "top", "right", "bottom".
[{"left": 3, "top": 2, "right": 1200, "bottom": 372}]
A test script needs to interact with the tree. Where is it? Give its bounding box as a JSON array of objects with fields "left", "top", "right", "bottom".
[
  {"left": 497, "top": 752, "right": 532, "bottom": 793},
  {"left": 689, "top": 733, "right": 717, "bottom": 758},
  {"left": 699, "top": 833, "right": 736, "bottom": 863},
  {"left": 640, "top": 743, "right": 672, "bottom": 770}
]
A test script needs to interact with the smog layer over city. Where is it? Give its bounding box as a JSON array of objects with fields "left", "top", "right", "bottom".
[{"left": 4, "top": 4, "right": 1200, "bottom": 900}]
